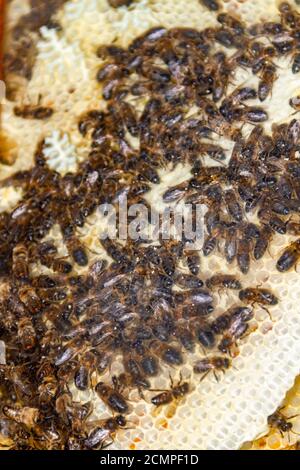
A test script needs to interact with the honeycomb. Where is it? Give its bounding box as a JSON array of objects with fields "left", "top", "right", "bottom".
[{"left": 2, "top": 0, "right": 300, "bottom": 451}]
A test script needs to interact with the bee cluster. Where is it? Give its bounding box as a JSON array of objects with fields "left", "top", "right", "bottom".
[{"left": 1, "top": 0, "right": 300, "bottom": 450}]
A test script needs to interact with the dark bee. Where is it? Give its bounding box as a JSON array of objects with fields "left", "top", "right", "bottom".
[
  {"left": 66, "top": 239, "right": 88, "bottom": 267},
  {"left": 18, "top": 286, "right": 42, "bottom": 315},
  {"left": 84, "top": 415, "right": 126, "bottom": 449},
  {"left": 258, "top": 64, "right": 277, "bottom": 101},
  {"left": 276, "top": 239, "right": 300, "bottom": 272},
  {"left": 268, "top": 408, "right": 299, "bottom": 437},
  {"left": 243, "top": 223, "right": 260, "bottom": 241},
  {"left": 254, "top": 225, "right": 272, "bottom": 260},
  {"left": 237, "top": 238, "right": 251, "bottom": 274},
  {"left": 185, "top": 250, "right": 201, "bottom": 275},
  {"left": 74, "top": 365, "right": 89, "bottom": 391},
  {"left": 241, "top": 106, "right": 268, "bottom": 123},
  {"left": 214, "top": 29, "right": 236, "bottom": 49},
  {"left": 211, "top": 306, "right": 252, "bottom": 335},
  {"left": 203, "top": 235, "right": 217, "bottom": 257},
  {"left": 218, "top": 307, "right": 254, "bottom": 354},
  {"left": 224, "top": 190, "right": 243, "bottom": 222},
  {"left": 162, "top": 182, "right": 187, "bottom": 203},
  {"left": 196, "top": 323, "right": 216, "bottom": 349},
  {"left": 14, "top": 105, "right": 54, "bottom": 120},
  {"left": 78, "top": 110, "right": 104, "bottom": 136},
  {"left": 217, "top": 13, "right": 245, "bottom": 35},
  {"left": 161, "top": 252, "right": 176, "bottom": 277},
  {"left": 95, "top": 382, "right": 129, "bottom": 414},
  {"left": 199, "top": 0, "right": 220, "bottom": 10},
  {"left": 292, "top": 53, "right": 300, "bottom": 74},
  {"left": 206, "top": 274, "right": 242, "bottom": 290},
  {"left": 123, "top": 357, "right": 151, "bottom": 392},
  {"left": 176, "top": 326, "right": 196, "bottom": 352},
  {"left": 140, "top": 355, "right": 159, "bottom": 377},
  {"left": 175, "top": 273, "right": 204, "bottom": 289},
  {"left": 151, "top": 342, "right": 184, "bottom": 366},
  {"left": 193, "top": 356, "right": 231, "bottom": 380}
]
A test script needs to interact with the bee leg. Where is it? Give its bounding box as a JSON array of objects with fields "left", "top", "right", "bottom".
[
  {"left": 169, "top": 373, "right": 174, "bottom": 388},
  {"left": 178, "top": 370, "right": 183, "bottom": 386},
  {"left": 137, "top": 387, "right": 146, "bottom": 400},
  {"left": 199, "top": 370, "right": 210, "bottom": 382},
  {"left": 101, "top": 438, "right": 114, "bottom": 450},
  {"left": 260, "top": 304, "right": 274, "bottom": 322},
  {"left": 287, "top": 414, "right": 300, "bottom": 420},
  {"left": 213, "top": 370, "right": 220, "bottom": 383}
]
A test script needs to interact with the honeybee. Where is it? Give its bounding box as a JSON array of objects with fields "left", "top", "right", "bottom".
[
  {"left": 193, "top": 356, "right": 231, "bottom": 381},
  {"left": 276, "top": 239, "right": 300, "bottom": 272},
  {"left": 95, "top": 382, "right": 129, "bottom": 414},
  {"left": 14, "top": 105, "right": 54, "bottom": 120},
  {"left": 12, "top": 244, "right": 29, "bottom": 281},
  {"left": 206, "top": 274, "right": 242, "bottom": 291},
  {"left": 150, "top": 374, "right": 190, "bottom": 418},
  {"left": 268, "top": 407, "right": 300, "bottom": 438},
  {"left": 3, "top": 406, "right": 39, "bottom": 429},
  {"left": 84, "top": 415, "right": 127, "bottom": 449}
]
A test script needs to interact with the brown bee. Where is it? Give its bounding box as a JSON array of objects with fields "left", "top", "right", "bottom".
[
  {"left": 239, "top": 287, "right": 278, "bottom": 307},
  {"left": 40, "top": 255, "right": 73, "bottom": 274},
  {"left": 279, "top": 2, "right": 300, "bottom": 29},
  {"left": 276, "top": 239, "right": 300, "bottom": 272},
  {"left": 289, "top": 95, "right": 300, "bottom": 111},
  {"left": 286, "top": 221, "right": 300, "bottom": 235},
  {"left": 258, "top": 64, "right": 277, "bottom": 101},
  {"left": 17, "top": 318, "right": 36, "bottom": 351},
  {"left": 65, "top": 237, "right": 88, "bottom": 267},
  {"left": 17, "top": 286, "right": 42, "bottom": 314},
  {"left": 175, "top": 273, "right": 204, "bottom": 289},
  {"left": 78, "top": 110, "right": 104, "bottom": 136},
  {"left": 84, "top": 415, "right": 127, "bottom": 449},
  {"left": 3, "top": 406, "right": 39, "bottom": 429},
  {"left": 268, "top": 408, "right": 300, "bottom": 438},
  {"left": 237, "top": 238, "right": 251, "bottom": 275},
  {"left": 193, "top": 356, "right": 231, "bottom": 381},
  {"left": 218, "top": 307, "right": 254, "bottom": 354},
  {"left": 254, "top": 225, "right": 273, "bottom": 260},
  {"left": 12, "top": 244, "right": 29, "bottom": 281},
  {"left": 95, "top": 382, "right": 129, "bottom": 414},
  {"left": 199, "top": 0, "right": 220, "bottom": 10},
  {"left": 14, "top": 105, "right": 54, "bottom": 120},
  {"left": 217, "top": 13, "right": 245, "bottom": 35},
  {"left": 151, "top": 374, "right": 190, "bottom": 411},
  {"left": 206, "top": 274, "right": 242, "bottom": 291},
  {"left": 185, "top": 249, "right": 201, "bottom": 275}
]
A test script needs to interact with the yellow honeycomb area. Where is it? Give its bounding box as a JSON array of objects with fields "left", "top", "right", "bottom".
[{"left": 2, "top": 0, "right": 300, "bottom": 450}]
